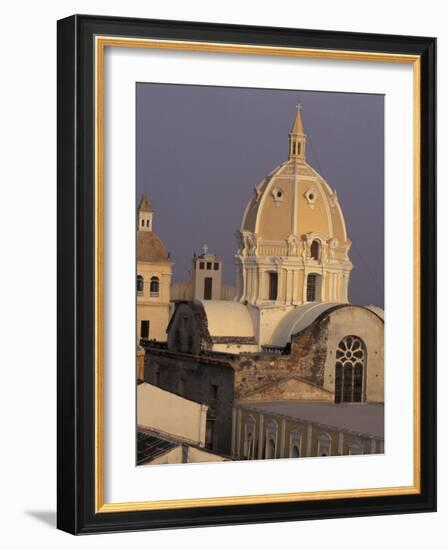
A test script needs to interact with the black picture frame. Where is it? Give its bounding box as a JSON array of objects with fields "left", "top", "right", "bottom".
[{"left": 57, "top": 14, "right": 436, "bottom": 534}]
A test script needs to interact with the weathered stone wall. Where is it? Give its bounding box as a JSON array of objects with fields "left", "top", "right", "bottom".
[
  {"left": 143, "top": 348, "right": 234, "bottom": 456},
  {"left": 240, "top": 377, "right": 333, "bottom": 402},
  {"left": 233, "top": 317, "right": 330, "bottom": 399}
]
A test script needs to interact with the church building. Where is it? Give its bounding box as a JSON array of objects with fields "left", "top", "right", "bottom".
[
  {"left": 136, "top": 194, "right": 173, "bottom": 341},
  {"left": 162, "top": 105, "right": 384, "bottom": 406}
]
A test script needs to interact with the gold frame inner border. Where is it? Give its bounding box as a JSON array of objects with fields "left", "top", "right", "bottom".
[{"left": 94, "top": 35, "right": 421, "bottom": 513}]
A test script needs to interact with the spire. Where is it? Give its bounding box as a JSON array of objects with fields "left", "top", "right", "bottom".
[
  {"left": 291, "top": 103, "right": 305, "bottom": 134},
  {"left": 138, "top": 193, "right": 153, "bottom": 213},
  {"left": 137, "top": 193, "right": 154, "bottom": 232},
  {"left": 288, "top": 103, "right": 307, "bottom": 162}
]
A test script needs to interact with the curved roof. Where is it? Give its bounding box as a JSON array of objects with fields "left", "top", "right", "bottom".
[
  {"left": 241, "top": 159, "right": 347, "bottom": 243},
  {"left": 137, "top": 231, "right": 170, "bottom": 263},
  {"left": 271, "top": 302, "right": 341, "bottom": 347},
  {"left": 365, "top": 305, "right": 385, "bottom": 320},
  {"left": 271, "top": 302, "right": 385, "bottom": 347},
  {"left": 197, "top": 300, "right": 255, "bottom": 338}
]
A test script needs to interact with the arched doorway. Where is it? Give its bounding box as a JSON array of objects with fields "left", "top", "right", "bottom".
[{"left": 334, "top": 335, "right": 366, "bottom": 403}]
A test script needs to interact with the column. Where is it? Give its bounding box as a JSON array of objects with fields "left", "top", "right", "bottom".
[
  {"left": 277, "top": 267, "right": 284, "bottom": 304},
  {"left": 302, "top": 269, "right": 308, "bottom": 302},
  {"left": 280, "top": 419, "right": 286, "bottom": 458},
  {"left": 306, "top": 424, "right": 313, "bottom": 457},
  {"left": 321, "top": 270, "right": 326, "bottom": 301},
  {"left": 250, "top": 266, "right": 258, "bottom": 303},
  {"left": 231, "top": 408, "right": 237, "bottom": 457},
  {"left": 257, "top": 414, "right": 265, "bottom": 459},
  {"left": 258, "top": 268, "right": 265, "bottom": 303},
  {"left": 246, "top": 267, "right": 253, "bottom": 303},
  {"left": 338, "top": 432, "right": 344, "bottom": 455},
  {"left": 240, "top": 263, "right": 247, "bottom": 302},
  {"left": 284, "top": 269, "right": 290, "bottom": 304},
  {"left": 292, "top": 269, "right": 299, "bottom": 305},
  {"left": 335, "top": 272, "right": 341, "bottom": 301},
  {"left": 235, "top": 263, "right": 242, "bottom": 301},
  {"left": 236, "top": 408, "right": 242, "bottom": 459}
]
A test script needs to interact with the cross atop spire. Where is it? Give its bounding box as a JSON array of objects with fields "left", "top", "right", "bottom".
[{"left": 290, "top": 102, "right": 306, "bottom": 135}]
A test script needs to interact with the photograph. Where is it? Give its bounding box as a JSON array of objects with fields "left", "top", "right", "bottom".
[
  {"left": 54, "top": 12, "right": 436, "bottom": 535},
  {"left": 135, "top": 84, "right": 385, "bottom": 466}
]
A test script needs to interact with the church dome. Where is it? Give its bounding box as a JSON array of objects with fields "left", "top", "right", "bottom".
[
  {"left": 137, "top": 230, "right": 170, "bottom": 262},
  {"left": 235, "top": 105, "right": 353, "bottom": 309},
  {"left": 241, "top": 108, "right": 347, "bottom": 243}
]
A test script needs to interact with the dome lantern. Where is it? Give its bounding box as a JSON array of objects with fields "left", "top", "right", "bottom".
[
  {"left": 288, "top": 103, "right": 307, "bottom": 162},
  {"left": 236, "top": 104, "right": 353, "bottom": 314}
]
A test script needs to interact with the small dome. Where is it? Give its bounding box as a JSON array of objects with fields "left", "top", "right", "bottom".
[{"left": 137, "top": 231, "right": 170, "bottom": 262}]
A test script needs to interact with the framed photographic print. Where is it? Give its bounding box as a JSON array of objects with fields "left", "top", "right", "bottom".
[{"left": 57, "top": 15, "right": 436, "bottom": 534}]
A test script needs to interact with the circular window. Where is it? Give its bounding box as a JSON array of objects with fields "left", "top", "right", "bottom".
[
  {"left": 272, "top": 188, "right": 285, "bottom": 202},
  {"left": 309, "top": 193, "right": 314, "bottom": 200}
]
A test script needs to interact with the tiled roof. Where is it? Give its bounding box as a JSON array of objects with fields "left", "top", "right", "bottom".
[{"left": 137, "top": 428, "right": 178, "bottom": 465}]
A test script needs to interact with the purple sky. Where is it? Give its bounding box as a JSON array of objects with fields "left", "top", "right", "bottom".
[{"left": 136, "top": 84, "right": 384, "bottom": 308}]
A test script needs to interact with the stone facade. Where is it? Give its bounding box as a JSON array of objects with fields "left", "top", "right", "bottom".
[
  {"left": 232, "top": 402, "right": 384, "bottom": 460},
  {"left": 142, "top": 347, "right": 235, "bottom": 456},
  {"left": 161, "top": 302, "right": 384, "bottom": 404}
]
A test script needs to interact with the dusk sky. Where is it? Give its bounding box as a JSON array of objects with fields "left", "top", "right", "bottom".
[{"left": 136, "top": 84, "right": 384, "bottom": 308}]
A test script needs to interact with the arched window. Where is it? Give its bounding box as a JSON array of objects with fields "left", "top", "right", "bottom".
[
  {"left": 136, "top": 275, "right": 144, "bottom": 293},
  {"left": 310, "top": 239, "right": 321, "bottom": 260},
  {"left": 335, "top": 335, "right": 366, "bottom": 403},
  {"left": 348, "top": 442, "right": 363, "bottom": 455},
  {"left": 265, "top": 421, "right": 278, "bottom": 459},
  {"left": 317, "top": 433, "right": 331, "bottom": 457},
  {"left": 289, "top": 428, "right": 301, "bottom": 458},
  {"left": 306, "top": 273, "right": 322, "bottom": 302},
  {"left": 291, "top": 444, "right": 300, "bottom": 458},
  {"left": 150, "top": 276, "right": 160, "bottom": 297},
  {"left": 244, "top": 416, "right": 256, "bottom": 459}
]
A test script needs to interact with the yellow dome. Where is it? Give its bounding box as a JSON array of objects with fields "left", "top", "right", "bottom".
[
  {"left": 235, "top": 106, "right": 353, "bottom": 309},
  {"left": 241, "top": 155, "right": 347, "bottom": 244}
]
